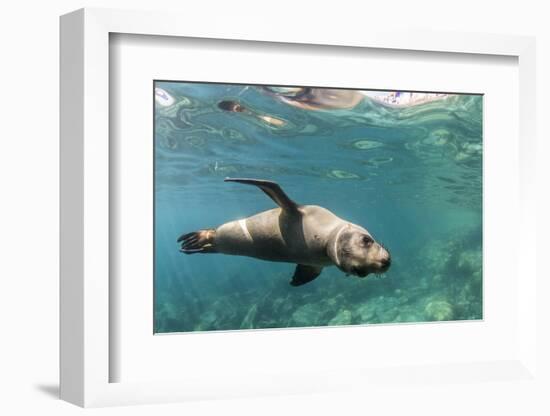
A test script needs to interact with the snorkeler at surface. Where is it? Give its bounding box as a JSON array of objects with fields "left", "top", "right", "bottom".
[
  {"left": 218, "top": 100, "right": 245, "bottom": 113},
  {"left": 261, "top": 86, "right": 364, "bottom": 111},
  {"left": 218, "top": 100, "right": 286, "bottom": 127}
]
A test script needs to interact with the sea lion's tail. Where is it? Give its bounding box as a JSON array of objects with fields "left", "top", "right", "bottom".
[{"left": 177, "top": 229, "right": 217, "bottom": 254}]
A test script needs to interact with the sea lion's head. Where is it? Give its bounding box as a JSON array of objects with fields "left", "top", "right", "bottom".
[
  {"left": 218, "top": 100, "right": 245, "bottom": 113},
  {"left": 327, "top": 224, "right": 391, "bottom": 277}
]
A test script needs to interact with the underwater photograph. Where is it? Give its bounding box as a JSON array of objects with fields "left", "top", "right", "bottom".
[{"left": 154, "top": 81, "right": 483, "bottom": 333}]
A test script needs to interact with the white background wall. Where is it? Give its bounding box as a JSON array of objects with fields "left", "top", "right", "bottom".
[{"left": 0, "top": 1, "right": 548, "bottom": 415}]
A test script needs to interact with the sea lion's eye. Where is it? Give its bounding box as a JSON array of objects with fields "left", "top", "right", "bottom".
[{"left": 362, "top": 235, "right": 373, "bottom": 246}]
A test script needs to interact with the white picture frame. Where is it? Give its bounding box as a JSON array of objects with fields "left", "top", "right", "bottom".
[{"left": 60, "top": 7, "right": 538, "bottom": 408}]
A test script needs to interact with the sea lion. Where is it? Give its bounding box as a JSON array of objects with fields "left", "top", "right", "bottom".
[
  {"left": 261, "top": 87, "right": 364, "bottom": 111},
  {"left": 177, "top": 178, "right": 391, "bottom": 286}
]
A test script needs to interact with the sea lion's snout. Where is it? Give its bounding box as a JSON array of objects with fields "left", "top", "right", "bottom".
[
  {"left": 377, "top": 248, "right": 391, "bottom": 272},
  {"left": 356, "top": 243, "right": 391, "bottom": 277}
]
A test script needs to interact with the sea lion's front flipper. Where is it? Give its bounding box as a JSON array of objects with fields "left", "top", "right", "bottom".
[
  {"left": 224, "top": 178, "right": 300, "bottom": 214},
  {"left": 290, "top": 265, "right": 323, "bottom": 286}
]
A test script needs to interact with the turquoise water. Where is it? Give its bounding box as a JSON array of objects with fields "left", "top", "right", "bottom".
[{"left": 154, "top": 82, "right": 483, "bottom": 333}]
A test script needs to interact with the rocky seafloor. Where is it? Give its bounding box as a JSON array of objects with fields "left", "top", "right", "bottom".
[{"left": 155, "top": 227, "right": 482, "bottom": 333}]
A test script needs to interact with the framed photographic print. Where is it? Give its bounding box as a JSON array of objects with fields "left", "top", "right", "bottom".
[{"left": 60, "top": 8, "right": 539, "bottom": 408}]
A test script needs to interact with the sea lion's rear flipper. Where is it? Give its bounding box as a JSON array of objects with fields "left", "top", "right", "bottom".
[
  {"left": 224, "top": 178, "right": 300, "bottom": 214},
  {"left": 178, "top": 229, "right": 217, "bottom": 254},
  {"left": 290, "top": 265, "right": 323, "bottom": 286}
]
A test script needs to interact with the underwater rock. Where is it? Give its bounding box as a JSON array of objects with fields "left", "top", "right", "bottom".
[
  {"left": 160, "top": 302, "right": 179, "bottom": 320},
  {"left": 423, "top": 242, "right": 453, "bottom": 273},
  {"left": 289, "top": 303, "right": 323, "bottom": 327},
  {"left": 273, "top": 295, "right": 297, "bottom": 317},
  {"left": 419, "top": 231, "right": 483, "bottom": 307},
  {"left": 155, "top": 301, "right": 183, "bottom": 332},
  {"left": 328, "top": 309, "right": 353, "bottom": 326},
  {"left": 193, "top": 309, "right": 219, "bottom": 331},
  {"left": 372, "top": 296, "right": 399, "bottom": 323},
  {"left": 326, "top": 294, "right": 346, "bottom": 309},
  {"left": 356, "top": 295, "right": 401, "bottom": 323},
  {"left": 452, "top": 300, "right": 467, "bottom": 319},
  {"left": 466, "top": 300, "right": 482, "bottom": 320},
  {"left": 240, "top": 304, "right": 258, "bottom": 329},
  {"left": 424, "top": 300, "right": 454, "bottom": 321},
  {"left": 356, "top": 303, "right": 377, "bottom": 322},
  {"left": 457, "top": 249, "right": 482, "bottom": 275},
  {"left": 271, "top": 296, "right": 289, "bottom": 314},
  {"left": 398, "top": 296, "right": 410, "bottom": 305},
  {"left": 376, "top": 307, "right": 399, "bottom": 323},
  {"left": 201, "top": 310, "right": 217, "bottom": 327},
  {"left": 212, "top": 298, "right": 238, "bottom": 322},
  {"left": 394, "top": 307, "right": 422, "bottom": 323}
]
